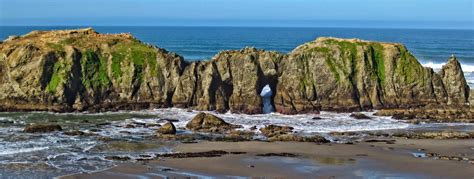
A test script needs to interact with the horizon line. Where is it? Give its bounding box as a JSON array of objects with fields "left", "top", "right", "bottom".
[{"left": 1, "top": 25, "right": 473, "bottom": 31}]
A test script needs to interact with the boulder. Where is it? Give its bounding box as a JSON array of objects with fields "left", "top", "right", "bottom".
[
  {"left": 350, "top": 113, "right": 371, "bottom": 119},
  {"left": 259, "top": 125, "right": 294, "bottom": 137},
  {"left": 186, "top": 112, "right": 234, "bottom": 132},
  {"left": 157, "top": 122, "right": 176, "bottom": 135},
  {"left": 24, "top": 124, "right": 62, "bottom": 133},
  {"left": 63, "top": 130, "right": 85, "bottom": 136}
]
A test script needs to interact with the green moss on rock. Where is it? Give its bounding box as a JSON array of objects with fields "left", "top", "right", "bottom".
[
  {"left": 46, "top": 61, "right": 63, "bottom": 93},
  {"left": 325, "top": 58, "right": 341, "bottom": 82},
  {"left": 110, "top": 40, "right": 158, "bottom": 83},
  {"left": 81, "top": 50, "right": 111, "bottom": 89},
  {"left": 395, "top": 46, "right": 423, "bottom": 84},
  {"left": 111, "top": 51, "right": 125, "bottom": 80},
  {"left": 371, "top": 43, "right": 385, "bottom": 84}
]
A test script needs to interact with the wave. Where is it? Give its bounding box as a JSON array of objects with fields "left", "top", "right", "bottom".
[
  {"left": 148, "top": 108, "right": 411, "bottom": 133},
  {"left": 421, "top": 61, "right": 474, "bottom": 72},
  {"left": 0, "top": 146, "right": 49, "bottom": 155},
  {"left": 421, "top": 62, "right": 474, "bottom": 88}
]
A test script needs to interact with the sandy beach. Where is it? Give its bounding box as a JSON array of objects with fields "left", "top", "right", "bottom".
[{"left": 63, "top": 139, "right": 474, "bottom": 178}]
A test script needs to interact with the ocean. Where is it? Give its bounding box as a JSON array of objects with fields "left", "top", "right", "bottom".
[
  {"left": 0, "top": 26, "right": 473, "bottom": 177},
  {"left": 1, "top": 26, "right": 473, "bottom": 87}
]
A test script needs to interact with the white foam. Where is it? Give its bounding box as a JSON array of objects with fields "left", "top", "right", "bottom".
[
  {"left": 422, "top": 61, "right": 474, "bottom": 72},
  {"left": 260, "top": 84, "right": 274, "bottom": 114},
  {"left": 422, "top": 62, "right": 474, "bottom": 87},
  {"left": 146, "top": 108, "right": 410, "bottom": 133},
  {"left": 0, "top": 146, "right": 49, "bottom": 155}
]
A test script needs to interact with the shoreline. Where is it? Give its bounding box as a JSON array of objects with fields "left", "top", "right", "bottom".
[
  {"left": 0, "top": 109, "right": 473, "bottom": 178},
  {"left": 62, "top": 139, "right": 474, "bottom": 178}
]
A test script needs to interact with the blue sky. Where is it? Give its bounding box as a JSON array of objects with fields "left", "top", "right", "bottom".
[{"left": 0, "top": 0, "right": 473, "bottom": 29}]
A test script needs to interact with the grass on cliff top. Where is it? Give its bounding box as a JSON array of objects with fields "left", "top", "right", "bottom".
[
  {"left": 321, "top": 40, "right": 358, "bottom": 83},
  {"left": 318, "top": 39, "right": 387, "bottom": 85},
  {"left": 110, "top": 40, "right": 158, "bottom": 82},
  {"left": 395, "top": 46, "right": 424, "bottom": 84}
]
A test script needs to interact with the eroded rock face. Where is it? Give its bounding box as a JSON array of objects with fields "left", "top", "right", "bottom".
[
  {"left": 274, "top": 38, "right": 470, "bottom": 114},
  {"left": 0, "top": 29, "right": 470, "bottom": 114},
  {"left": 470, "top": 90, "right": 474, "bottom": 105},
  {"left": 0, "top": 28, "right": 184, "bottom": 112},
  {"left": 172, "top": 48, "right": 283, "bottom": 114},
  {"left": 439, "top": 56, "right": 470, "bottom": 105}
]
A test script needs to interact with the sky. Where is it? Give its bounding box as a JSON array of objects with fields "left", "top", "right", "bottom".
[{"left": 0, "top": 0, "right": 473, "bottom": 29}]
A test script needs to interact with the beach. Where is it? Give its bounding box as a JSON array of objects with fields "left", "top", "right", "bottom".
[
  {"left": 63, "top": 139, "right": 474, "bottom": 178},
  {"left": 0, "top": 109, "right": 473, "bottom": 178}
]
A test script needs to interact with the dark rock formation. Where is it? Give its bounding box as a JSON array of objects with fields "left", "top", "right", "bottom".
[
  {"left": 267, "top": 134, "right": 330, "bottom": 143},
  {"left": 186, "top": 112, "right": 237, "bottom": 132},
  {"left": 392, "top": 131, "right": 474, "bottom": 139},
  {"left": 439, "top": 56, "right": 470, "bottom": 105},
  {"left": 259, "top": 125, "right": 294, "bottom": 137},
  {"left": 374, "top": 107, "right": 474, "bottom": 123},
  {"left": 274, "top": 38, "right": 470, "bottom": 114},
  {"left": 0, "top": 29, "right": 470, "bottom": 114},
  {"left": 350, "top": 113, "right": 371, "bottom": 119},
  {"left": 157, "top": 122, "right": 176, "bottom": 135},
  {"left": 63, "top": 130, "right": 86, "bottom": 136},
  {"left": 259, "top": 124, "right": 328, "bottom": 142},
  {"left": 24, "top": 124, "right": 62, "bottom": 133}
]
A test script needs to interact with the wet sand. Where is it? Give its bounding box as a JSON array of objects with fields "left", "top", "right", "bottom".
[{"left": 63, "top": 139, "right": 474, "bottom": 178}]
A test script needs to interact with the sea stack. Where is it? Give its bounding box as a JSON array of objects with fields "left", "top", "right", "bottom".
[{"left": 0, "top": 29, "right": 470, "bottom": 114}]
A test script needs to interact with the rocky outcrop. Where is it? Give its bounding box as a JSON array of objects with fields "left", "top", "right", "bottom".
[
  {"left": 0, "top": 29, "right": 470, "bottom": 114},
  {"left": 374, "top": 106, "right": 474, "bottom": 123},
  {"left": 172, "top": 48, "right": 282, "bottom": 114},
  {"left": 274, "top": 38, "right": 470, "bottom": 114},
  {"left": 439, "top": 56, "right": 470, "bottom": 105},
  {"left": 350, "top": 113, "right": 371, "bottom": 119},
  {"left": 259, "top": 125, "right": 294, "bottom": 137},
  {"left": 24, "top": 124, "right": 62, "bottom": 133},
  {"left": 186, "top": 112, "right": 239, "bottom": 132},
  {"left": 259, "top": 125, "right": 329, "bottom": 142},
  {"left": 0, "top": 28, "right": 185, "bottom": 112},
  {"left": 157, "top": 122, "right": 176, "bottom": 135},
  {"left": 470, "top": 90, "right": 474, "bottom": 105}
]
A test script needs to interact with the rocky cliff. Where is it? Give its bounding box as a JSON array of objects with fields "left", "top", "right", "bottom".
[{"left": 0, "top": 28, "right": 470, "bottom": 113}]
